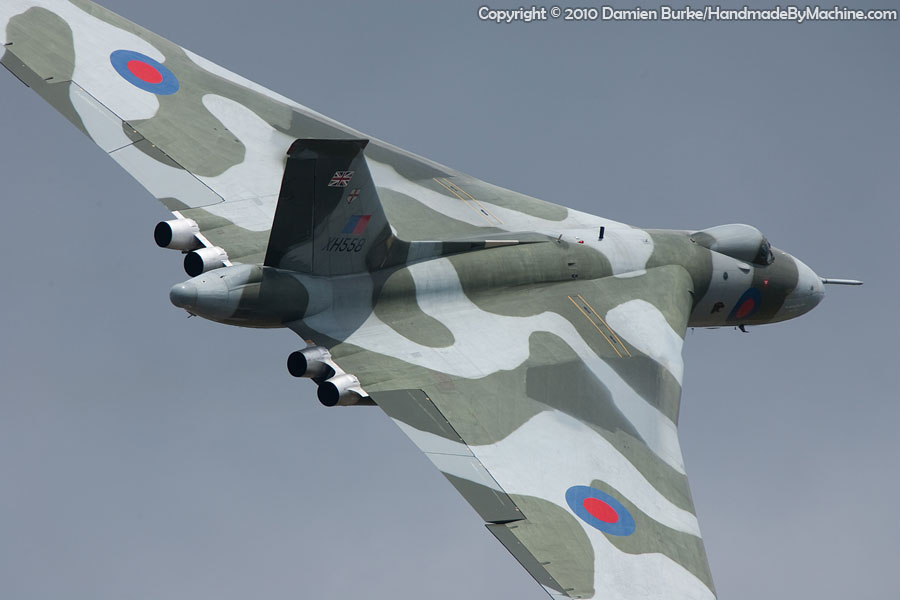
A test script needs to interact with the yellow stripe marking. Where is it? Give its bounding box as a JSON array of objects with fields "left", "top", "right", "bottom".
[
  {"left": 442, "top": 178, "right": 505, "bottom": 225},
  {"left": 433, "top": 177, "right": 504, "bottom": 226},
  {"left": 433, "top": 177, "right": 489, "bottom": 224},
  {"left": 577, "top": 295, "right": 632, "bottom": 357},
  {"left": 578, "top": 295, "right": 632, "bottom": 357},
  {"left": 567, "top": 296, "right": 622, "bottom": 358}
]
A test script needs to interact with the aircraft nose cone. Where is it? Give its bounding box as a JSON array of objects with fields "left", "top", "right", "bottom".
[
  {"left": 778, "top": 256, "right": 825, "bottom": 320},
  {"left": 169, "top": 281, "right": 198, "bottom": 309},
  {"left": 796, "top": 258, "right": 825, "bottom": 308}
]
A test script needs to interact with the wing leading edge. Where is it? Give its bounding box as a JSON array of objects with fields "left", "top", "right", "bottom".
[
  {"left": 290, "top": 264, "right": 716, "bottom": 599},
  {"left": 4, "top": 2, "right": 715, "bottom": 597},
  {"left": 1, "top": 0, "right": 627, "bottom": 269}
]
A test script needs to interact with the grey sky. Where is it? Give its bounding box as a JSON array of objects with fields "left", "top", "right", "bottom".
[{"left": 1, "top": 1, "right": 897, "bottom": 599}]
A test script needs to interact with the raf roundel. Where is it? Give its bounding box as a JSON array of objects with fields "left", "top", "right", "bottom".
[
  {"left": 728, "top": 287, "right": 762, "bottom": 321},
  {"left": 109, "top": 50, "right": 179, "bottom": 95},
  {"left": 566, "top": 485, "right": 636, "bottom": 536}
]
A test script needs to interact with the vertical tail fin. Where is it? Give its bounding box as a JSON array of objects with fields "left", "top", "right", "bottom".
[{"left": 264, "top": 139, "right": 394, "bottom": 275}]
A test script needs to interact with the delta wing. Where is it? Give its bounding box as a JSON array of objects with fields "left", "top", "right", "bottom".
[
  {"left": 1, "top": 0, "right": 626, "bottom": 268},
  {"left": 290, "top": 262, "right": 715, "bottom": 600}
]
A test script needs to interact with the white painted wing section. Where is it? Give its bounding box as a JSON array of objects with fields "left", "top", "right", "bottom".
[
  {"left": 316, "top": 265, "right": 713, "bottom": 599},
  {"left": 372, "top": 389, "right": 524, "bottom": 525},
  {"left": 72, "top": 82, "right": 223, "bottom": 208}
]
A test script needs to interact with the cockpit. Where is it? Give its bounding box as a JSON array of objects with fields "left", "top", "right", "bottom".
[
  {"left": 754, "top": 236, "right": 774, "bottom": 266},
  {"left": 690, "top": 224, "right": 775, "bottom": 266}
]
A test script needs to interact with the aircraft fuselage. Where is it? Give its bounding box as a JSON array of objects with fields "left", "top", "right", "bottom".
[{"left": 169, "top": 225, "right": 824, "bottom": 331}]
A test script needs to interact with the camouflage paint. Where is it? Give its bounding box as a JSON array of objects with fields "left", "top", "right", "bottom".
[{"left": 2, "top": 3, "right": 834, "bottom": 599}]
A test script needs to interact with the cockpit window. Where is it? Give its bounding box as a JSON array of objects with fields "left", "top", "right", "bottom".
[
  {"left": 691, "top": 224, "right": 775, "bottom": 265},
  {"left": 754, "top": 238, "right": 775, "bottom": 265}
]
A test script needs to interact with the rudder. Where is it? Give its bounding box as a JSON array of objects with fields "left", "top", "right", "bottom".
[{"left": 264, "top": 139, "right": 394, "bottom": 275}]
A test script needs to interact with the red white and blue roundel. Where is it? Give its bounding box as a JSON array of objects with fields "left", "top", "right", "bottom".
[
  {"left": 109, "top": 50, "right": 179, "bottom": 95},
  {"left": 728, "top": 287, "right": 762, "bottom": 321},
  {"left": 565, "top": 485, "right": 636, "bottom": 536}
]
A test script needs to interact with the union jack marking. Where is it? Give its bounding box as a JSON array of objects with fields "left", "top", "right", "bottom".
[
  {"left": 347, "top": 188, "right": 360, "bottom": 204},
  {"left": 328, "top": 171, "right": 354, "bottom": 187}
]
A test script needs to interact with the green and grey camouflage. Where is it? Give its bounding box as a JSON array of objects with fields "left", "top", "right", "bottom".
[{"left": 1, "top": 2, "right": 863, "bottom": 599}]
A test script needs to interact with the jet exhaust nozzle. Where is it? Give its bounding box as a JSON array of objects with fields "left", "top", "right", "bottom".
[
  {"left": 317, "top": 373, "right": 363, "bottom": 407},
  {"left": 287, "top": 346, "right": 333, "bottom": 379}
]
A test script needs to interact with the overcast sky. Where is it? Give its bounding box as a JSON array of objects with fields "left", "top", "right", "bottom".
[{"left": 1, "top": 1, "right": 897, "bottom": 599}]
